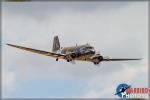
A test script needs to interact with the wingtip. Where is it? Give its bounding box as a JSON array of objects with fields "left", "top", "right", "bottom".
[
  {"left": 7, "top": 43, "right": 15, "bottom": 47},
  {"left": 6, "top": 43, "right": 12, "bottom": 46}
]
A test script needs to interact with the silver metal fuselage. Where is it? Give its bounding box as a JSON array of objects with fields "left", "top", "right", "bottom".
[{"left": 60, "top": 44, "right": 95, "bottom": 61}]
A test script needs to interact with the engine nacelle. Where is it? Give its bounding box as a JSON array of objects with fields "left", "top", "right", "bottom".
[
  {"left": 92, "top": 54, "right": 103, "bottom": 65},
  {"left": 64, "top": 52, "right": 77, "bottom": 62}
]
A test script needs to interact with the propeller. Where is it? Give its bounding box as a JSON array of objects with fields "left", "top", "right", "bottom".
[
  {"left": 103, "top": 56, "right": 110, "bottom": 59},
  {"left": 95, "top": 50, "right": 100, "bottom": 55}
]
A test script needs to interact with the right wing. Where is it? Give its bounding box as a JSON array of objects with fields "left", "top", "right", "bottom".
[
  {"left": 103, "top": 58, "right": 141, "bottom": 61},
  {"left": 7, "top": 44, "right": 65, "bottom": 59}
]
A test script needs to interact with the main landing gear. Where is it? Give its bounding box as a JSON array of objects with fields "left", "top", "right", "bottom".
[
  {"left": 93, "top": 62, "right": 99, "bottom": 65},
  {"left": 56, "top": 58, "right": 58, "bottom": 61},
  {"left": 67, "top": 59, "right": 72, "bottom": 62}
]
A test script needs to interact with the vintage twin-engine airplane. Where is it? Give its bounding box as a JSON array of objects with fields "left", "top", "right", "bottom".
[{"left": 7, "top": 36, "right": 141, "bottom": 65}]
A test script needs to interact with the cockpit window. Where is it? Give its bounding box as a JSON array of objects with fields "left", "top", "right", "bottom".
[
  {"left": 61, "top": 50, "right": 65, "bottom": 54},
  {"left": 86, "top": 47, "right": 93, "bottom": 49}
]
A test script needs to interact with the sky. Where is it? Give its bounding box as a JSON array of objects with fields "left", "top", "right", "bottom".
[{"left": 2, "top": 1, "right": 148, "bottom": 98}]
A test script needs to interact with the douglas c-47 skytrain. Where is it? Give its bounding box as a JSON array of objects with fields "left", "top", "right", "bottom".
[{"left": 7, "top": 36, "right": 141, "bottom": 65}]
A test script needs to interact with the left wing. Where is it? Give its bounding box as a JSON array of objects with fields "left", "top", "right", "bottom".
[{"left": 7, "top": 44, "right": 65, "bottom": 59}]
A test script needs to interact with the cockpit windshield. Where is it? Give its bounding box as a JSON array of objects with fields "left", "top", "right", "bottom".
[{"left": 86, "top": 46, "right": 94, "bottom": 50}]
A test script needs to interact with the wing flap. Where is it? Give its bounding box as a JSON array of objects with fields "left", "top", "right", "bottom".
[{"left": 7, "top": 44, "right": 65, "bottom": 59}]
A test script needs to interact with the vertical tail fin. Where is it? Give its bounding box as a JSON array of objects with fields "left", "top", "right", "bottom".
[{"left": 52, "top": 36, "right": 60, "bottom": 52}]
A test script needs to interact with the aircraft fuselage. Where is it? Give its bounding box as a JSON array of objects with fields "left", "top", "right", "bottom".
[{"left": 61, "top": 44, "right": 96, "bottom": 61}]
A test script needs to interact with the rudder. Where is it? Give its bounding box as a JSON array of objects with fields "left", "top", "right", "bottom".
[{"left": 52, "top": 36, "right": 60, "bottom": 52}]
